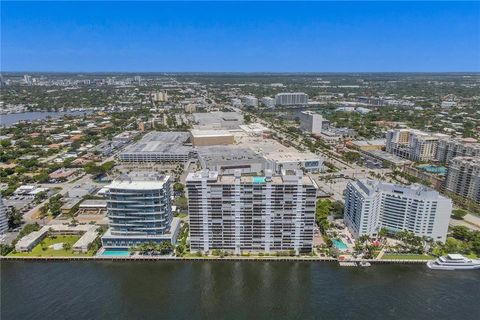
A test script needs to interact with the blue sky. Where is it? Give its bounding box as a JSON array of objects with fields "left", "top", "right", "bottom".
[{"left": 1, "top": 1, "right": 479, "bottom": 72}]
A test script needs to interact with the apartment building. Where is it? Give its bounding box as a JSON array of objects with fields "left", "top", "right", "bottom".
[
  {"left": 344, "top": 180, "right": 451, "bottom": 242},
  {"left": 242, "top": 96, "right": 258, "bottom": 107},
  {"left": 101, "top": 172, "right": 180, "bottom": 248},
  {"left": 436, "top": 138, "right": 480, "bottom": 164},
  {"left": 0, "top": 197, "right": 8, "bottom": 234},
  {"left": 186, "top": 169, "right": 318, "bottom": 254},
  {"left": 409, "top": 133, "right": 440, "bottom": 162},
  {"left": 260, "top": 97, "right": 275, "bottom": 108},
  {"left": 444, "top": 157, "right": 480, "bottom": 204},
  {"left": 298, "top": 111, "right": 330, "bottom": 134},
  {"left": 385, "top": 129, "right": 447, "bottom": 162},
  {"left": 275, "top": 92, "right": 308, "bottom": 107}
]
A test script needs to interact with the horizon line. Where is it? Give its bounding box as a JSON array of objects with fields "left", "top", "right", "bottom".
[{"left": 2, "top": 71, "right": 480, "bottom": 74}]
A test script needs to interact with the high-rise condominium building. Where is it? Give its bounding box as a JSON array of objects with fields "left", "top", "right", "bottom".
[
  {"left": 344, "top": 180, "right": 451, "bottom": 242},
  {"left": 101, "top": 172, "right": 180, "bottom": 248},
  {"left": 436, "top": 138, "right": 480, "bottom": 164},
  {"left": 23, "top": 74, "right": 32, "bottom": 85},
  {"left": 275, "top": 93, "right": 308, "bottom": 107},
  {"left": 260, "top": 97, "right": 275, "bottom": 108},
  {"left": 0, "top": 197, "right": 8, "bottom": 234},
  {"left": 444, "top": 157, "right": 480, "bottom": 204},
  {"left": 242, "top": 96, "right": 258, "bottom": 107},
  {"left": 299, "top": 111, "right": 330, "bottom": 134},
  {"left": 186, "top": 169, "right": 318, "bottom": 254},
  {"left": 151, "top": 91, "right": 168, "bottom": 102},
  {"left": 385, "top": 129, "right": 447, "bottom": 162}
]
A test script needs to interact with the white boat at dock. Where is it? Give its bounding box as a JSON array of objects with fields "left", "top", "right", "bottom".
[
  {"left": 359, "top": 261, "right": 371, "bottom": 267},
  {"left": 427, "top": 254, "right": 480, "bottom": 270}
]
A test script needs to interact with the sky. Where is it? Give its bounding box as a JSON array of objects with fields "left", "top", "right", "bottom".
[{"left": 1, "top": 1, "right": 479, "bottom": 72}]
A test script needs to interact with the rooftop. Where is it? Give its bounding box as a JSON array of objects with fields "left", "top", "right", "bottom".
[
  {"left": 234, "top": 133, "right": 320, "bottom": 163},
  {"left": 276, "top": 92, "right": 307, "bottom": 96},
  {"left": 120, "top": 131, "right": 192, "bottom": 155},
  {"left": 79, "top": 199, "right": 107, "bottom": 208},
  {"left": 450, "top": 156, "right": 480, "bottom": 166},
  {"left": 239, "top": 123, "right": 270, "bottom": 135},
  {"left": 108, "top": 172, "right": 170, "bottom": 190},
  {"left": 192, "top": 111, "right": 244, "bottom": 130},
  {"left": 355, "top": 179, "right": 448, "bottom": 200},
  {"left": 187, "top": 169, "right": 316, "bottom": 186},
  {"left": 190, "top": 129, "right": 233, "bottom": 138},
  {"left": 197, "top": 146, "right": 267, "bottom": 166},
  {"left": 364, "top": 149, "right": 411, "bottom": 165},
  {"left": 352, "top": 139, "right": 386, "bottom": 147}
]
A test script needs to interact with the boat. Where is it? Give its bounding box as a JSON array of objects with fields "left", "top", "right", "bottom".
[
  {"left": 427, "top": 254, "right": 480, "bottom": 270},
  {"left": 359, "top": 261, "right": 371, "bottom": 267}
]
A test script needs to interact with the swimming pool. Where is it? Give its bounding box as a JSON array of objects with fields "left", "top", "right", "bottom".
[
  {"left": 332, "top": 239, "right": 348, "bottom": 251},
  {"left": 417, "top": 165, "right": 447, "bottom": 175},
  {"left": 101, "top": 250, "right": 130, "bottom": 256},
  {"left": 252, "top": 176, "right": 266, "bottom": 184}
]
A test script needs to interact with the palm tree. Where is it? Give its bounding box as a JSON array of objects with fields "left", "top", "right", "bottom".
[
  {"left": 359, "top": 234, "right": 371, "bottom": 244},
  {"left": 378, "top": 227, "right": 388, "bottom": 239},
  {"left": 353, "top": 240, "right": 364, "bottom": 254},
  {"left": 128, "top": 246, "right": 137, "bottom": 255}
]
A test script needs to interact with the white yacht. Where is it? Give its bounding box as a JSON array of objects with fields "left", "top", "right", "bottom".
[{"left": 427, "top": 254, "right": 480, "bottom": 270}]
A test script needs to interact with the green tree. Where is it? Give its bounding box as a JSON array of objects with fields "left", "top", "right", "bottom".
[
  {"left": 331, "top": 201, "right": 344, "bottom": 219},
  {"left": 343, "top": 151, "right": 362, "bottom": 163},
  {"left": 451, "top": 209, "right": 467, "bottom": 220},
  {"left": 0, "top": 244, "right": 14, "bottom": 256},
  {"left": 8, "top": 208, "right": 23, "bottom": 229},
  {"left": 0, "top": 139, "right": 12, "bottom": 148},
  {"left": 33, "top": 170, "right": 50, "bottom": 183},
  {"left": 353, "top": 241, "right": 363, "bottom": 253},
  {"left": 173, "top": 182, "right": 184, "bottom": 194},
  {"left": 175, "top": 196, "right": 188, "bottom": 211},
  {"left": 359, "top": 234, "right": 371, "bottom": 244},
  {"left": 378, "top": 227, "right": 388, "bottom": 239},
  {"left": 34, "top": 191, "right": 48, "bottom": 202},
  {"left": 450, "top": 226, "right": 471, "bottom": 241}
]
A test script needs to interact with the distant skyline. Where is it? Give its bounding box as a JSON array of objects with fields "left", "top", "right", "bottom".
[{"left": 1, "top": 1, "right": 479, "bottom": 72}]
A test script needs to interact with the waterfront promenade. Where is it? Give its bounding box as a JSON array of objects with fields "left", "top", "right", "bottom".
[{"left": 0, "top": 255, "right": 429, "bottom": 264}]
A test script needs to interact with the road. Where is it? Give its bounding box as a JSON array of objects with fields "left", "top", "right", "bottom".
[
  {"left": 449, "top": 214, "right": 480, "bottom": 231},
  {"left": 465, "top": 213, "right": 480, "bottom": 227},
  {"left": 23, "top": 174, "right": 96, "bottom": 225}
]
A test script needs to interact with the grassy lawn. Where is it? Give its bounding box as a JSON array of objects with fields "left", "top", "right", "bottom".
[
  {"left": 381, "top": 254, "right": 434, "bottom": 260},
  {"left": 9, "top": 235, "right": 95, "bottom": 257}
]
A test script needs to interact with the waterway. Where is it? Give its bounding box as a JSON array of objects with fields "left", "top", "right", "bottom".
[
  {"left": 0, "top": 111, "right": 92, "bottom": 126},
  {"left": 1, "top": 261, "right": 479, "bottom": 319}
]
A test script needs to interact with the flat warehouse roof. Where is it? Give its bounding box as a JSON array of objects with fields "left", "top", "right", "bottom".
[
  {"left": 197, "top": 146, "right": 267, "bottom": 166},
  {"left": 192, "top": 112, "right": 244, "bottom": 129},
  {"left": 121, "top": 131, "right": 192, "bottom": 155}
]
